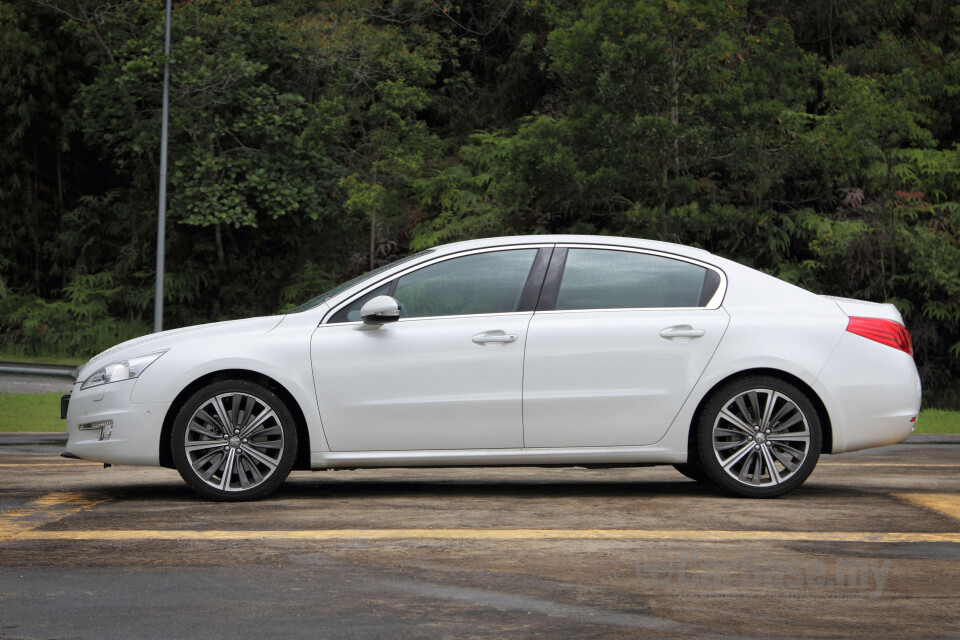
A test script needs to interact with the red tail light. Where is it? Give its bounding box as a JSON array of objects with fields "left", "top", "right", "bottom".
[{"left": 846, "top": 317, "right": 913, "bottom": 356}]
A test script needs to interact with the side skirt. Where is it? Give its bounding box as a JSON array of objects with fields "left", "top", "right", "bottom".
[{"left": 309, "top": 446, "right": 686, "bottom": 469}]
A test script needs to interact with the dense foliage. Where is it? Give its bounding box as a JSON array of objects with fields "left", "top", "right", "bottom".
[{"left": 1, "top": 0, "right": 959, "bottom": 404}]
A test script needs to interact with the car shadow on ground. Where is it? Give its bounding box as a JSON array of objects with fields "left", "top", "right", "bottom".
[{"left": 60, "top": 474, "right": 868, "bottom": 503}]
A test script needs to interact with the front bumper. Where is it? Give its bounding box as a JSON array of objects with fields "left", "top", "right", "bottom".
[{"left": 63, "top": 379, "right": 170, "bottom": 466}]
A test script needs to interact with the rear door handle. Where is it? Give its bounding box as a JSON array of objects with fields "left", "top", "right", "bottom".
[
  {"left": 472, "top": 331, "right": 518, "bottom": 345},
  {"left": 659, "top": 325, "right": 705, "bottom": 340}
]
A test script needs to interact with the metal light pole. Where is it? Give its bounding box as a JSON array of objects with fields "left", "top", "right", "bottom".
[{"left": 154, "top": 0, "right": 172, "bottom": 333}]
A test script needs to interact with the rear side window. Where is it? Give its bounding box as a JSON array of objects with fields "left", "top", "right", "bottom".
[{"left": 555, "top": 249, "right": 712, "bottom": 310}]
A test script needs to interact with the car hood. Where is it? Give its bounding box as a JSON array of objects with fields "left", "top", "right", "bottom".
[{"left": 76, "top": 315, "right": 285, "bottom": 382}]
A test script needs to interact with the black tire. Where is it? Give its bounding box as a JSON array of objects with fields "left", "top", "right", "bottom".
[
  {"left": 696, "top": 376, "right": 821, "bottom": 498},
  {"left": 171, "top": 380, "right": 297, "bottom": 501},
  {"left": 672, "top": 463, "right": 709, "bottom": 483}
]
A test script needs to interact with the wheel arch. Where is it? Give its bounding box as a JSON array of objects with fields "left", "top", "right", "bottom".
[
  {"left": 158, "top": 369, "right": 311, "bottom": 471},
  {"left": 686, "top": 368, "right": 833, "bottom": 461}
]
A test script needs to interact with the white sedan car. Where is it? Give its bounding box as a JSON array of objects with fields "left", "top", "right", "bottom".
[{"left": 62, "top": 235, "right": 921, "bottom": 500}]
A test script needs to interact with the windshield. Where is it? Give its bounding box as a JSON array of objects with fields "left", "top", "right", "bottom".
[{"left": 289, "top": 249, "right": 435, "bottom": 313}]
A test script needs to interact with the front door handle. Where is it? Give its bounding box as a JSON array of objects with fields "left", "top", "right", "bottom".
[
  {"left": 472, "top": 331, "right": 518, "bottom": 345},
  {"left": 659, "top": 325, "right": 705, "bottom": 340}
]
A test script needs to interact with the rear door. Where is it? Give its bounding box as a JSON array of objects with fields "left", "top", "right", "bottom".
[{"left": 522, "top": 245, "right": 729, "bottom": 448}]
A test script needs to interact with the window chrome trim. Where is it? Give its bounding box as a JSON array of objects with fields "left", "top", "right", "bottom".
[
  {"left": 549, "top": 243, "right": 728, "bottom": 311},
  {"left": 532, "top": 306, "right": 723, "bottom": 316},
  {"left": 320, "top": 244, "right": 554, "bottom": 325},
  {"left": 315, "top": 311, "right": 535, "bottom": 328}
]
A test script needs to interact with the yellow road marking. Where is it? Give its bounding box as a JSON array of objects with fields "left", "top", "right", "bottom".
[
  {"left": 0, "top": 463, "right": 100, "bottom": 467},
  {"left": 820, "top": 463, "right": 958, "bottom": 467},
  {"left": 3, "top": 461, "right": 955, "bottom": 468},
  {"left": 0, "top": 492, "right": 107, "bottom": 540},
  {"left": 6, "top": 528, "right": 960, "bottom": 543},
  {"left": 895, "top": 493, "right": 960, "bottom": 521}
]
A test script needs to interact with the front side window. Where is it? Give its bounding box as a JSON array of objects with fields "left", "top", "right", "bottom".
[
  {"left": 327, "top": 249, "right": 539, "bottom": 323},
  {"left": 555, "top": 249, "right": 710, "bottom": 310},
  {"left": 394, "top": 249, "right": 538, "bottom": 318}
]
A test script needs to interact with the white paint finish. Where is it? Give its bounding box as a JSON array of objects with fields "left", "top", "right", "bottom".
[
  {"left": 64, "top": 379, "right": 168, "bottom": 466},
  {"left": 815, "top": 332, "right": 921, "bottom": 453},
  {"left": 98, "top": 306, "right": 329, "bottom": 459},
  {"left": 59, "top": 234, "right": 924, "bottom": 491},
  {"left": 311, "top": 314, "right": 532, "bottom": 451},
  {"left": 523, "top": 308, "right": 729, "bottom": 447},
  {"left": 653, "top": 295, "right": 851, "bottom": 460},
  {"left": 821, "top": 295, "right": 904, "bottom": 323},
  {"left": 76, "top": 314, "right": 285, "bottom": 383},
  {"left": 312, "top": 444, "right": 686, "bottom": 468}
]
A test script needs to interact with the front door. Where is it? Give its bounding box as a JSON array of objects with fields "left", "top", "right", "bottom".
[{"left": 311, "top": 247, "right": 545, "bottom": 451}]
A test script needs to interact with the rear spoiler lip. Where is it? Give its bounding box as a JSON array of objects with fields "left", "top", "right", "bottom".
[{"left": 819, "top": 295, "right": 904, "bottom": 324}]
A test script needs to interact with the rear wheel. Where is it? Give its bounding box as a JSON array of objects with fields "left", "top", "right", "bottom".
[
  {"left": 171, "top": 380, "right": 297, "bottom": 501},
  {"left": 697, "top": 376, "right": 821, "bottom": 498}
]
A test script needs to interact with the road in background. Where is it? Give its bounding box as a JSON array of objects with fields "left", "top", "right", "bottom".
[
  {"left": 1, "top": 436, "right": 959, "bottom": 639},
  {"left": 0, "top": 363, "right": 75, "bottom": 394},
  {"left": 0, "top": 373, "right": 73, "bottom": 394}
]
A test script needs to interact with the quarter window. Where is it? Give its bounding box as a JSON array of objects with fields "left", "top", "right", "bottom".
[
  {"left": 555, "top": 249, "right": 711, "bottom": 310},
  {"left": 329, "top": 283, "right": 391, "bottom": 323}
]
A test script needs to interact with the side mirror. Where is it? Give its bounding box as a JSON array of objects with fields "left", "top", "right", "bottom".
[{"left": 360, "top": 295, "right": 401, "bottom": 326}]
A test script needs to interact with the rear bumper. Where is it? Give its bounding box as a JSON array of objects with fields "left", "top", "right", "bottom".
[
  {"left": 816, "top": 333, "right": 922, "bottom": 454},
  {"left": 63, "top": 379, "right": 170, "bottom": 466}
]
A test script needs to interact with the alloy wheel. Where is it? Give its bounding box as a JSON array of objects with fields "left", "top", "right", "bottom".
[
  {"left": 711, "top": 388, "right": 811, "bottom": 488},
  {"left": 182, "top": 392, "right": 286, "bottom": 493}
]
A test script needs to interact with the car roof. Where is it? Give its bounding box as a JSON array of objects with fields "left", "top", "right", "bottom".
[{"left": 428, "top": 235, "right": 716, "bottom": 261}]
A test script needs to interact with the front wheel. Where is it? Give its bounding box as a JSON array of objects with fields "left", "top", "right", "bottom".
[
  {"left": 696, "top": 377, "right": 822, "bottom": 498},
  {"left": 171, "top": 380, "right": 297, "bottom": 501}
]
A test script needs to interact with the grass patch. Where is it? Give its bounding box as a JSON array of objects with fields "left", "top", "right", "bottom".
[
  {"left": 914, "top": 409, "right": 960, "bottom": 434},
  {"left": 0, "top": 350, "right": 87, "bottom": 366},
  {"left": 0, "top": 393, "right": 957, "bottom": 435},
  {"left": 0, "top": 393, "right": 66, "bottom": 432}
]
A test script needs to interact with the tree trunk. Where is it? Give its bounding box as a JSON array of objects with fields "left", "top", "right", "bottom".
[
  {"left": 215, "top": 223, "right": 225, "bottom": 264},
  {"left": 370, "top": 205, "right": 376, "bottom": 271},
  {"left": 670, "top": 38, "right": 680, "bottom": 173}
]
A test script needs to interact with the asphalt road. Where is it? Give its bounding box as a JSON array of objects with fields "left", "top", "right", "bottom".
[
  {"left": 0, "top": 372, "right": 73, "bottom": 394},
  {"left": 1, "top": 435, "right": 959, "bottom": 639}
]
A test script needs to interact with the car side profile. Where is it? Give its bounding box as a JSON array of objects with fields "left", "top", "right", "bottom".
[{"left": 62, "top": 235, "right": 922, "bottom": 500}]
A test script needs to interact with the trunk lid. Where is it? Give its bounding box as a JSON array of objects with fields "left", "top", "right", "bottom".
[{"left": 820, "top": 295, "right": 904, "bottom": 324}]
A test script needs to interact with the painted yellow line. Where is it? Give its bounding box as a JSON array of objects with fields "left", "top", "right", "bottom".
[
  {"left": 0, "top": 492, "right": 107, "bottom": 540},
  {"left": 0, "top": 463, "right": 100, "bottom": 467},
  {"left": 895, "top": 494, "right": 960, "bottom": 521},
  {"left": 6, "top": 528, "right": 960, "bottom": 543},
  {"left": 821, "top": 463, "right": 958, "bottom": 467},
  {"left": 2, "top": 462, "right": 955, "bottom": 469},
  {"left": 3, "top": 461, "right": 955, "bottom": 467}
]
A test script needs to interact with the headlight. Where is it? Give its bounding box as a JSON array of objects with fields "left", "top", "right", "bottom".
[{"left": 80, "top": 350, "right": 168, "bottom": 390}]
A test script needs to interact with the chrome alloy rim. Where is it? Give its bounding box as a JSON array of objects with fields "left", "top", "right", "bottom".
[
  {"left": 183, "top": 392, "right": 284, "bottom": 492},
  {"left": 711, "top": 388, "right": 811, "bottom": 487}
]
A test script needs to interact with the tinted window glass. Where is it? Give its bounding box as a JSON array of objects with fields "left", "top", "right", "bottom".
[
  {"left": 290, "top": 249, "right": 434, "bottom": 313},
  {"left": 555, "top": 249, "right": 707, "bottom": 310},
  {"left": 393, "top": 249, "right": 538, "bottom": 318},
  {"left": 328, "top": 283, "right": 392, "bottom": 323}
]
